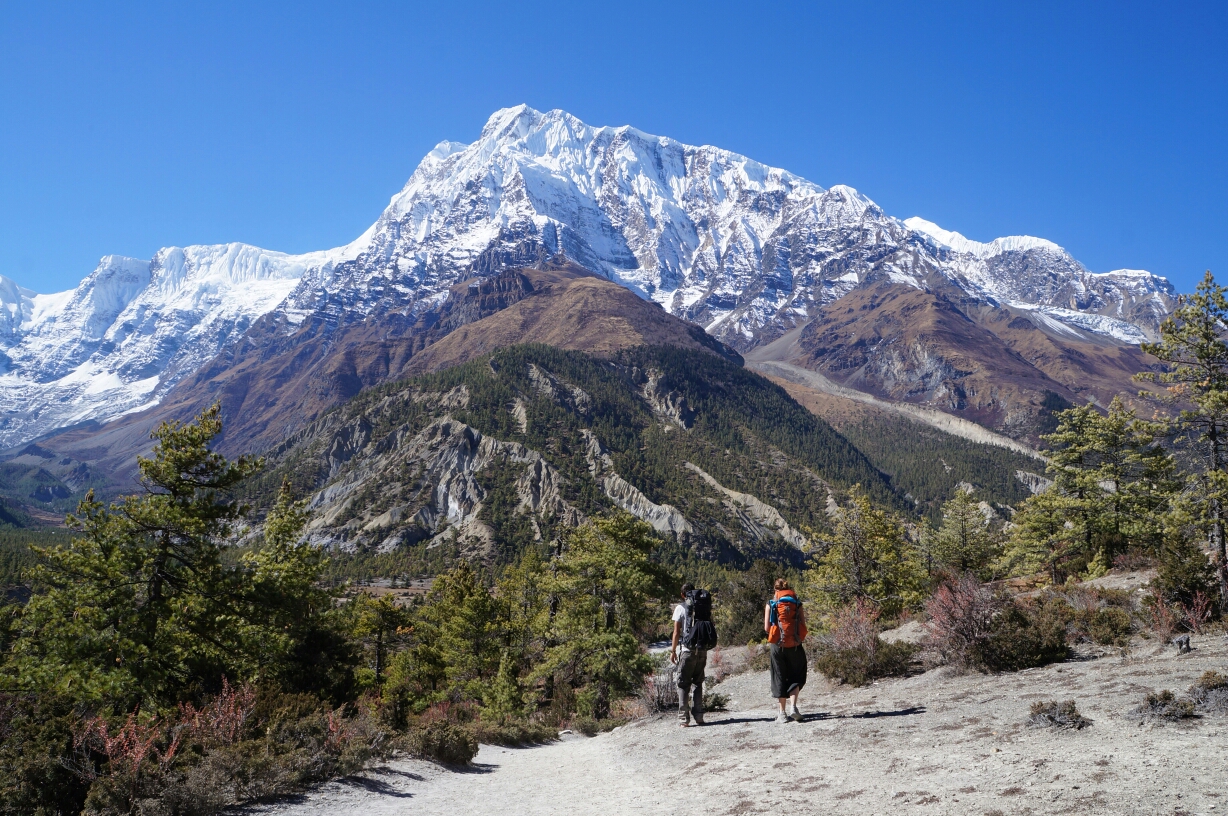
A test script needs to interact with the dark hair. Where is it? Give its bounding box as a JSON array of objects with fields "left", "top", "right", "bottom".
[
  {"left": 681, "top": 582, "right": 694, "bottom": 596},
  {"left": 773, "top": 578, "right": 791, "bottom": 591}
]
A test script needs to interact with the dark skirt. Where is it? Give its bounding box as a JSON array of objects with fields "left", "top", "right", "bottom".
[{"left": 770, "top": 643, "right": 807, "bottom": 698}]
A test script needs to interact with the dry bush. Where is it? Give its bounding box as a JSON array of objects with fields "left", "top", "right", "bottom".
[
  {"left": 813, "top": 599, "right": 917, "bottom": 686},
  {"left": 1027, "top": 700, "right": 1091, "bottom": 729},
  {"left": 708, "top": 646, "right": 729, "bottom": 683},
  {"left": 1112, "top": 549, "right": 1156, "bottom": 571},
  {"left": 1178, "top": 591, "right": 1215, "bottom": 634},
  {"left": 1146, "top": 593, "right": 1181, "bottom": 640},
  {"left": 1133, "top": 689, "right": 1197, "bottom": 722},
  {"left": 69, "top": 685, "right": 400, "bottom": 816},
  {"left": 1189, "top": 671, "right": 1228, "bottom": 715},
  {"left": 639, "top": 666, "right": 677, "bottom": 714},
  {"left": 924, "top": 575, "right": 1068, "bottom": 672},
  {"left": 924, "top": 573, "right": 1000, "bottom": 669}
]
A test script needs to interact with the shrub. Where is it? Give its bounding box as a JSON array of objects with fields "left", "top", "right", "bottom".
[
  {"left": 812, "top": 599, "right": 917, "bottom": 686},
  {"left": 1133, "top": 689, "right": 1197, "bottom": 722},
  {"left": 407, "top": 721, "right": 478, "bottom": 764},
  {"left": 924, "top": 574, "right": 1001, "bottom": 669},
  {"left": 639, "top": 668, "right": 677, "bottom": 714},
  {"left": 1189, "top": 671, "right": 1228, "bottom": 715},
  {"left": 974, "top": 602, "right": 1069, "bottom": 672},
  {"left": 702, "top": 691, "right": 730, "bottom": 712},
  {"left": 746, "top": 644, "right": 771, "bottom": 673},
  {"left": 469, "top": 719, "right": 557, "bottom": 747},
  {"left": 1088, "top": 607, "right": 1133, "bottom": 647},
  {"left": 1027, "top": 700, "right": 1091, "bottom": 729},
  {"left": 0, "top": 693, "right": 91, "bottom": 816},
  {"left": 569, "top": 716, "right": 624, "bottom": 737}
]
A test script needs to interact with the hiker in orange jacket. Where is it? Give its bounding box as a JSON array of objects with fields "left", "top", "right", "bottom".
[{"left": 764, "top": 578, "right": 807, "bottom": 723}]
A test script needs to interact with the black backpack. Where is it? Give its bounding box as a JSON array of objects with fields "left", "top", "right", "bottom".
[{"left": 682, "top": 589, "right": 718, "bottom": 650}]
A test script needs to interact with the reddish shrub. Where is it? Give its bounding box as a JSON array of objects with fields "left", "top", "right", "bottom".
[
  {"left": 924, "top": 573, "right": 1001, "bottom": 668},
  {"left": 177, "top": 678, "right": 256, "bottom": 747}
]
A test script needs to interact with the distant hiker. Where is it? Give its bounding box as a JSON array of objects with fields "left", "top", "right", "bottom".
[
  {"left": 671, "top": 582, "right": 718, "bottom": 727},
  {"left": 765, "top": 578, "right": 807, "bottom": 723}
]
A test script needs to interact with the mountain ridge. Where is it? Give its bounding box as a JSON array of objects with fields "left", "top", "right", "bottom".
[{"left": 0, "top": 105, "right": 1176, "bottom": 452}]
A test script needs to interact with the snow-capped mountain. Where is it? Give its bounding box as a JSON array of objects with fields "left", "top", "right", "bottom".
[
  {"left": 0, "top": 242, "right": 362, "bottom": 447},
  {"left": 0, "top": 105, "right": 1176, "bottom": 450}
]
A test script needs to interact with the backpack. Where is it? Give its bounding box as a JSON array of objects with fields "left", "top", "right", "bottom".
[
  {"left": 768, "top": 591, "right": 807, "bottom": 648},
  {"left": 681, "top": 589, "right": 718, "bottom": 651}
]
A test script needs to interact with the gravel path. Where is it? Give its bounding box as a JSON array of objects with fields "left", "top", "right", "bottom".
[{"left": 246, "top": 634, "right": 1228, "bottom": 816}]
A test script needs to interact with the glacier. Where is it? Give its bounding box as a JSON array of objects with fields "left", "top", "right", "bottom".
[{"left": 0, "top": 105, "right": 1177, "bottom": 450}]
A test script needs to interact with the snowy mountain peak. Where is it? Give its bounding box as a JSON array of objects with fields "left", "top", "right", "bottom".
[
  {"left": 0, "top": 105, "right": 1178, "bottom": 451},
  {"left": 904, "top": 217, "right": 1061, "bottom": 258}
]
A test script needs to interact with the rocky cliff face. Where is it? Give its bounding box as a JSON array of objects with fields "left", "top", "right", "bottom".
[{"left": 255, "top": 344, "right": 894, "bottom": 562}]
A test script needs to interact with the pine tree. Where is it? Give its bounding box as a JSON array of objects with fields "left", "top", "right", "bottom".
[
  {"left": 808, "top": 488, "right": 927, "bottom": 618},
  {"left": 921, "top": 489, "right": 1001, "bottom": 579},
  {"left": 532, "top": 514, "right": 671, "bottom": 719},
  {"left": 1137, "top": 270, "right": 1228, "bottom": 605},
  {"left": 7, "top": 405, "right": 263, "bottom": 709},
  {"left": 999, "top": 489, "right": 1080, "bottom": 584},
  {"left": 1043, "top": 397, "right": 1176, "bottom": 566}
]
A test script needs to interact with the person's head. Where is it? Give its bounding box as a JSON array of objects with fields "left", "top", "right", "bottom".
[
  {"left": 681, "top": 582, "right": 694, "bottom": 598},
  {"left": 774, "top": 578, "right": 791, "bottom": 591}
]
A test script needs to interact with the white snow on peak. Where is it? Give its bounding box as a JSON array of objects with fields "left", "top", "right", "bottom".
[
  {"left": 0, "top": 104, "right": 1178, "bottom": 450},
  {"left": 905, "top": 217, "right": 1061, "bottom": 258}
]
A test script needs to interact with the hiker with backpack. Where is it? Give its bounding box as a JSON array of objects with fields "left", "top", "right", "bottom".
[
  {"left": 671, "top": 582, "right": 718, "bottom": 727},
  {"left": 765, "top": 578, "right": 807, "bottom": 723}
]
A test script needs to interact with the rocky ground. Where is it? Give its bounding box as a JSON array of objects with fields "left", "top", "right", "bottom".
[{"left": 245, "top": 625, "right": 1227, "bottom": 816}]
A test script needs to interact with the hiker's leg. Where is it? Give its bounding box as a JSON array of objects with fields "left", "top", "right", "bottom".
[
  {"left": 676, "top": 651, "right": 696, "bottom": 723},
  {"left": 692, "top": 650, "right": 707, "bottom": 719}
]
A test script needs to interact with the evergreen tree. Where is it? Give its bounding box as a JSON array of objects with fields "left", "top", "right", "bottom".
[
  {"left": 808, "top": 488, "right": 926, "bottom": 618},
  {"left": 1136, "top": 271, "right": 1228, "bottom": 605},
  {"left": 921, "top": 489, "right": 1001, "bottom": 579},
  {"left": 1043, "top": 397, "right": 1176, "bottom": 566},
  {"left": 5, "top": 405, "right": 262, "bottom": 709},
  {"left": 999, "top": 489, "right": 1080, "bottom": 584},
  {"left": 532, "top": 514, "right": 671, "bottom": 719},
  {"left": 349, "top": 593, "right": 412, "bottom": 692}
]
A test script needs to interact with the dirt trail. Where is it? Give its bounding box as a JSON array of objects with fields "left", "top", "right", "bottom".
[{"left": 248, "top": 635, "right": 1228, "bottom": 816}]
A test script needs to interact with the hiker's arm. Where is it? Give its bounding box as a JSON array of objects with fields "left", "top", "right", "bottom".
[
  {"left": 763, "top": 603, "right": 771, "bottom": 634},
  {"left": 670, "top": 619, "right": 682, "bottom": 664}
]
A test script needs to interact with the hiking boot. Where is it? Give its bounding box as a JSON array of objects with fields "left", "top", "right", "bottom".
[
  {"left": 693, "top": 712, "right": 705, "bottom": 726},
  {"left": 790, "top": 705, "right": 803, "bottom": 722},
  {"left": 775, "top": 711, "right": 790, "bottom": 724}
]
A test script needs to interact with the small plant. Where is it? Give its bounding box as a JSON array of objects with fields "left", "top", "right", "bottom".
[
  {"left": 702, "top": 691, "right": 730, "bottom": 712},
  {"left": 1133, "top": 689, "right": 1197, "bottom": 722},
  {"left": 1088, "top": 607, "right": 1133, "bottom": 647},
  {"left": 1189, "top": 671, "right": 1228, "bottom": 715},
  {"left": 407, "top": 720, "right": 478, "bottom": 764},
  {"left": 1027, "top": 700, "right": 1091, "bottom": 729},
  {"left": 813, "top": 599, "right": 917, "bottom": 686},
  {"left": 1146, "top": 593, "right": 1180, "bottom": 640},
  {"left": 746, "top": 644, "right": 771, "bottom": 673},
  {"left": 1178, "top": 591, "right": 1215, "bottom": 634}
]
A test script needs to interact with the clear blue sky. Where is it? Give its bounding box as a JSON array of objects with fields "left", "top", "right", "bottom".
[{"left": 2, "top": 1, "right": 1224, "bottom": 294}]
